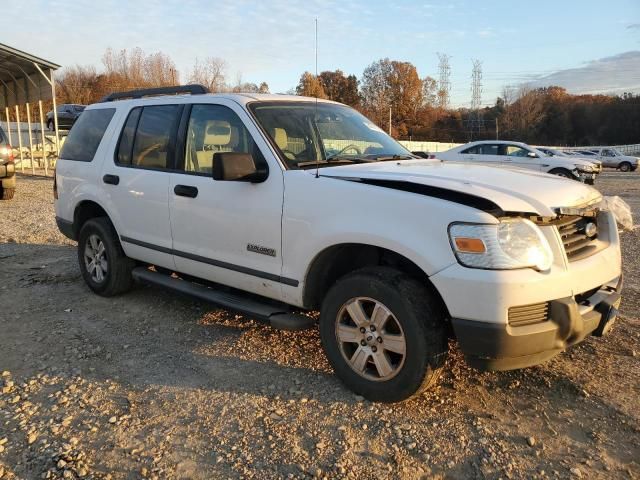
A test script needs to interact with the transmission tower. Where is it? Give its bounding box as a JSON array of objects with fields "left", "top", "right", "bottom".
[
  {"left": 468, "top": 59, "right": 484, "bottom": 139},
  {"left": 437, "top": 53, "right": 451, "bottom": 109}
]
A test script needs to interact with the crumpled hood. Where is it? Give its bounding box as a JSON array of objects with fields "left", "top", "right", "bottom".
[{"left": 317, "top": 160, "right": 602, "bottom": 217}]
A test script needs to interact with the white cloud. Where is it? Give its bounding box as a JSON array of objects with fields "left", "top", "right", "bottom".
[{"left": 525, "top": 51, "right": 640, "bottom": 95}]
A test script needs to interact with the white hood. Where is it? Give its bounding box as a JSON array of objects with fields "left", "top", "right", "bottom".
[{"left": 317, "top": 160, "right": 602, "bottom": 217}]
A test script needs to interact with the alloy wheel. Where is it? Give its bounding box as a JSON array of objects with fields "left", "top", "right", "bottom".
[{"left": 84, "top": 234, "right": 108, "bottom": 283}]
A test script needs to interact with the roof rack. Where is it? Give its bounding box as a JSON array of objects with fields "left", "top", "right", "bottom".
[{"left": 99, "top": 84, "right": 209, "bottom": 103}]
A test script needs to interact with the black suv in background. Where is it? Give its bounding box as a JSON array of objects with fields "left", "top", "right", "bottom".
[
  {"left": 46, "top": 104, "right": 85, "bottom": 130},
  {"left": 0, "top": 125, "right": 15, "bottom": 199}
]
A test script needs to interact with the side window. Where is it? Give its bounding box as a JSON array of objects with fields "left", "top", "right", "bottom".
[
  {"left": 504, "top": 145, "right": 529, "bottom": 157},
  {"left": 460, "top": 146, "right": 478, "bottom": 154},
  {"left": 115, "top": 105, "right": 180, "bottom": 170},
  {"left": 478, "top": 144, "right": 500, "bottom": 155},
  {"left": 59, "top": 108, "right": 115, "bottom": 162},
  {"left": 602, "top": 149, "right": 614, "bottom": 157},
  {"left": 183, "top": 104, "right": 257, "bottom": 175},
  {"left": 116, "top": 108, "right": 141, "bottom": 166}
]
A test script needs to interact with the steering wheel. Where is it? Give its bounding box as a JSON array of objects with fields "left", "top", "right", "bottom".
[{"left": 329, "top": 144, "right": 362, "bottom": 158}]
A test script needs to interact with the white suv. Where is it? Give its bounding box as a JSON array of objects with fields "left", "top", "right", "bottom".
[
  {"left": 438, "top": 140, "right": 600, "bottom": 184},
  {"left": 55, "top": 86, "right": 623, "bottom": 402}
]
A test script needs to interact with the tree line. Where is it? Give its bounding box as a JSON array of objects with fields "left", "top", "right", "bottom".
[
  {"left": 55, "top": 49, "right": 639, "bottom": 146},
  {"left": 56, "top": 47, "right": 271, "bottom": 106},
  {"left": 295, "top": 60, "right": 639, "bottom": 146}
]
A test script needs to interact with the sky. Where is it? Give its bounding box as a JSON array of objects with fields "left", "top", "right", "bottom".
[{"left": 3, "top": 0, "right": 639, "bottom": 107}]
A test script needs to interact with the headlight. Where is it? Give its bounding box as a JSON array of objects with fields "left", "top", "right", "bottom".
[
  {"left": 449, "top": 218, "right": 553, "bottom": 271},
  {"left": 576, "top": 163, "right": 593, "bottom": 172}
]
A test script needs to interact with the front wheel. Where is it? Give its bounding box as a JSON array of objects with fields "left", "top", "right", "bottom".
[
  {"left": 319, "top": 267, "right": 448, "bottom": 402},
  {"left": 78, "top": 217, "right": 135, "bottom": 296},
  {"left": 549, "top": 168, "right": 575, "bottom": 179},
  {"left": 619, "top": 162, "right": 632, "bottom": 172}
]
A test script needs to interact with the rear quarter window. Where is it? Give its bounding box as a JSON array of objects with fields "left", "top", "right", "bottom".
[{"left": 59, "top": 108, "right": 116, "bottom": 161}]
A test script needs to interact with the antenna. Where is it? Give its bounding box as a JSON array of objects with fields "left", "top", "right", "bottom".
[{"left": 314, "top": 17, "right": 320, "bottom": 179}]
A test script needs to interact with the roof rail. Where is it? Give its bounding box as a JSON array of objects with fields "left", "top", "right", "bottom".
[{"left": 98, "top": 84, "right": 209, "bottom": 103}]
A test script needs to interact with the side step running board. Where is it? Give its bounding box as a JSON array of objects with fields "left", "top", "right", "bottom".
[{"left": 131, "top": 267, "right": 315, "bottom": 331}]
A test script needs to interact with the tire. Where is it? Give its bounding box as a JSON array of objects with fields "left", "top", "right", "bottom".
[
  {"left": 47, "top": 119, "right": 53, "bottom": 131},
  {"left": 619, "top": 162, "right": 631, "bottom": 172},
  {"left": 586, "top": 179, "right": 595, "bottom": 185},
  {"left": 0, "top": 186, "right": 14, "bottom": 200},
  {"left": 77, "top": 217, "right": 135, "bottom": 296},
  {"left": 549, "top": 168, "right": 575, "bottom": 179},
  {"left": 319, "top": 266, "right": 448, "bottom": 402}
]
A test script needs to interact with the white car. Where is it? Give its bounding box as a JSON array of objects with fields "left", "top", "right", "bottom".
[
  {"left": 589, "top": 147, "right": 639, "bottom": 172},
  {"left": 438, "top": 140, "right": 600, "bottom": 184},
  {"left": 54, "top": 87, "right": 623, "bottom": 402}
]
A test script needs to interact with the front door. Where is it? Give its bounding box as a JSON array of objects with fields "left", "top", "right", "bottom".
[
  {"left": 168, "top": 101, "right": 285, "bottom": 300},
  {"left": 500, "top": 144, "right": 543, "bottom": 172}
]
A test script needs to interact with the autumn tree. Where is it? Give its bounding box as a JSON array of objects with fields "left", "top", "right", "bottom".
[
  {"left": 318, "top": 70, "right": 359, "bottom": 106},
  {"left": 296, "top": 72, "right": 327, "bottom": 98},
  {"left": 360, "top": 58, "right": 423, "bottom": 136},
  {"left": 56, "top": 65, "right": 101, "bottom": 104}
]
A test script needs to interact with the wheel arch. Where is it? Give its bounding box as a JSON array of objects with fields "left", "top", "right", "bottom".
[
  {"left": 302, "top": 243, "right": 450, "bottom": 317},
  {"left": 73, "top": 200, "right": 112, "bottom": 240}
]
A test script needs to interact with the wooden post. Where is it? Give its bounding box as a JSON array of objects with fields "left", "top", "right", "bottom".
[
  {"left": 38, "top": 100, "right": 47, "bottom": 176},
  {"left": 26, "top": 103, "right": 35, "bottom": 175},
  {"left": 15, "top": 105, "right": 24, "bottom": 173}
]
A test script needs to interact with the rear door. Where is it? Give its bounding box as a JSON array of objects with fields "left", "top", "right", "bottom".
[
  {"left": 167, "top": 100, "right": 285, "bottom": 300},
  {"left": 101, "top": 104, "right": 182, "bottom": 270}
]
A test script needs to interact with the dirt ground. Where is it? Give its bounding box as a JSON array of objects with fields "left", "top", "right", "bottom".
[{"left": 0, "top": 173, "right": 639, "bottom": 480}]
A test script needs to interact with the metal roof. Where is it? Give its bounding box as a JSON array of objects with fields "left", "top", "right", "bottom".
[{"left": 0, "top": 43, "right": 60, "bottom": 108}]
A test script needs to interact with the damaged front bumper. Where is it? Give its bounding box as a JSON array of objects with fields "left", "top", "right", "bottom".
[{"left": 451, "top": 275, "right": 623, "bottom": 371}]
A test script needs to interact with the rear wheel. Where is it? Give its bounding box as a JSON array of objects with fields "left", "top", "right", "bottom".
[
  {"left": 78, "top": 217, "right": 135, "bottom": 296},
  {"left": 619, "top": 162, "right": 632, "bottom": 172},
  {"left": 319, "top": 267, "right": 448, "bottom": 402}
]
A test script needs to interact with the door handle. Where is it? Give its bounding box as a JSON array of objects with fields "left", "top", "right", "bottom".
[
  {"left": 103, "top": 174, "right": 119, "bottom": 185},
  {"left": 174, "top": 185, "right": 198, "bottom": 198}
]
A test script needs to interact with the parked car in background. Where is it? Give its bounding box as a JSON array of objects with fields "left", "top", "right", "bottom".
[
  {"left": 46, "top": 104, "right": 86, "bottom": 130},
  {"left": 0, "top": 125, "right": 15, "bottom": 199},
  {"left": 411, "top": 151, "right": 436, "bottom": 159},
  {"left": 590, "top": 147, "right": 639, "bottom": 172},
  {"left": 438, "top": 140, "right": 600, "bottom": 184},
  {"left": 54, "top": 87, "right": 623, "bottom": 402},
  {"left": 537, "top": 147, "right": 602, "bottom": 173}
]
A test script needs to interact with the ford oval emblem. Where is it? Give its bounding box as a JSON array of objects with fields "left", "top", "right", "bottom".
[{"left": 584, "top": 222, "right": 597, "bottom": 238}]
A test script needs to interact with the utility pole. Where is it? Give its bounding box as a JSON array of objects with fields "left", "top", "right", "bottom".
[
  {"left": 437, "top": 53, "right": 451, "bottom": 110},
  {"left": 495, "top": 118, "right": 499, "bottom": 140}
]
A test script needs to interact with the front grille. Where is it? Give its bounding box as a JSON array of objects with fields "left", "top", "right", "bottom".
[
  {"left": 508, "top": 302, "right": 549, "bottom": 327},
  {"left": 553, "top": 215, "right": 599, "bottom": 261}
]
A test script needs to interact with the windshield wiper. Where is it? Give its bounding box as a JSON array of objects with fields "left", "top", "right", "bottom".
[{"left": 369, "top": 154, "right": 416, "bottom": 161}]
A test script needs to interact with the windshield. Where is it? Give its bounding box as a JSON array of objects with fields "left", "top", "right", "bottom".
[{"left": 250, "top": 101, "right": 412, "bottom": 169}]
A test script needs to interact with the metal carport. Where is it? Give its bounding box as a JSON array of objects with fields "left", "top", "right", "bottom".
[{"left": 0, "top": 43, "right": 60, "bottom": 175}]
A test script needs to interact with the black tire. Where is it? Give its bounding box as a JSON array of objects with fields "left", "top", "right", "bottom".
[
  {"left": 586, "top": 178, "right": 595, "bottom": 185},
  {"left": 319, "top": 266, "right": 448, "bottom": 402},
  {"left": 47, "top": 119, "right": 53, "bottom": 131},
  {"left": 0, "top": 186, "right": 15, "bottom": 200},
  {"left": 77, "top": 217, "right": 135, "bottom": 296},
  {"left": 619, "top": 162, "right": 631, "bottom": 172},
  {"left": 549, "top": 168, "right": 575, "bottom": 179}
]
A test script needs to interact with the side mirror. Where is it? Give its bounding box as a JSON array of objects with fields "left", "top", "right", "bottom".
[
  {"left": 527, "top": 152, "right": 538, "bottom": 158},
  {"left": 212, "top": 152, "right": 268, "bottom": 183}
]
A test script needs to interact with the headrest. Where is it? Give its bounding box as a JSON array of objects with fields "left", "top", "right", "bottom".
[
  {"left": 273, "top": 128, "right": 288, "bottom": 150},
  {"left": 204, "top": 120, "right": 231, "bottom": 145}
]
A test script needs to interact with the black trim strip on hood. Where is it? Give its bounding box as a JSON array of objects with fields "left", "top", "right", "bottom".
[{"left": 331, "top": 177, "right": 504, "bottom": 215}]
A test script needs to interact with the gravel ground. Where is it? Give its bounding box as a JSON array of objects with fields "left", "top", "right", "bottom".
[{"left": 0, "top": 173, "right": 639, "bottom": 480}]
